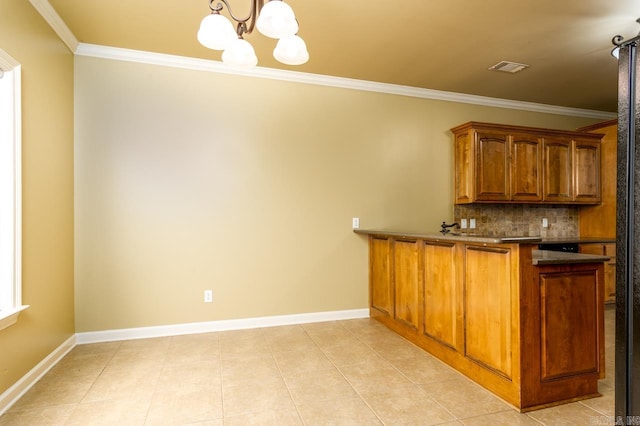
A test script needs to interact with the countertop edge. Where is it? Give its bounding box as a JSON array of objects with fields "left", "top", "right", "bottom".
[
  {"left": 354, "top": 229, "right": 616, "bottom": 245},
  {"left": 532, "top": 250, "right": 610, "bottom": 265},
  {"left": 353, "top": 229, "right": 542, "bottom": 244}
]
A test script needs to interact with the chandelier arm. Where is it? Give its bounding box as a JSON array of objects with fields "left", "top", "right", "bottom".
[
  {"left": 613, "top": 34, "right": 640, "bottom": 50},
  {"left": 613, "top": 18, "right": 640, "bottom": 48},
  {"left": 210, "top": 0, "right": 265, "bottom": 35}
]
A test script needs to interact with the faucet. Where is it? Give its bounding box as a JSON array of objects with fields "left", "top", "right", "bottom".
[{"left": 440, "top": 221, "right": 460, "bottom": 234}]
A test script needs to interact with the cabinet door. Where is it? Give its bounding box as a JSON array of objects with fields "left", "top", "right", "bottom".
[
  {"left": 370, "top": 237, "right": 393, "bottom": 316},
  {"left": 511, "top": 133, "right": 543, "bottom": 201},
  {"left": 573, "top": 139, "right": 601, "bottom": 203},
  {"left": 538, "top": 268, "right": 600, "bottom": 380},
  {"left": 394, "top": 240, "right": 420, "bottom": 330},
  {"left": 423, "top": 242, "right": 461, "bottom": 350},
  {"left": 543, "top": 138, "right": 573, "bottom": 202},
  {"left": 464, "top": 245, "right": 513, "bottom": 379},
  {"left": 455, "top": 132, "right": 474, "bottom": 203},
  {"left": 476, "top": 131, "right": 510, "bottom": 201}
]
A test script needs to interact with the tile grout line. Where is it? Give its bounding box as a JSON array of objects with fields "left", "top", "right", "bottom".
[
  {"left": 263, "top": 328, "right": 306, "bottom": 425},
  {"left": 317, "top": 321, "right": 388, "bottom": 426}
]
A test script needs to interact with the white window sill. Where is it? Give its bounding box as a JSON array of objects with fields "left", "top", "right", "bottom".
[{"left": 0, "top": 305, "right": 29, "bottom": 331}]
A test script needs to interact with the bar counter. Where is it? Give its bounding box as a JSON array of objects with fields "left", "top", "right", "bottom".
[{"left": 356, "top": 228, "right": 607, "bottom": 411}]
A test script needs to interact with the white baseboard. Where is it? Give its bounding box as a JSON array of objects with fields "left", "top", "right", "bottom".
[
  {"left": 0, "top": 334, "right": 76, "bottom": 416},
  {"left": 76, "top": 308, "right": 369, "bottom": 344}
]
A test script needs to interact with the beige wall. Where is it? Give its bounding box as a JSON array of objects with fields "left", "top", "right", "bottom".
[
  {"left": 74, "top": 55, "right": 599, "bottom": 332},
  {"left": 0, "top": 2, "right": 75, "bottom": 394}
]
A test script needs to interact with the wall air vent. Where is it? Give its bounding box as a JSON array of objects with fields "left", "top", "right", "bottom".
[{"left": 488, "top": 61, "right": 529, "bottom": 73}]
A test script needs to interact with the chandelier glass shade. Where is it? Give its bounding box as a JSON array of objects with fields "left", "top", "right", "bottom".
[
  {"left": 256, "top": 1, "right": 298, "bottom": 39},
  {"left": 273, "top": 35, "right": 308, "bottom": 65},
  {"left": 222, "top": 38, "right": 258, "bottom": 67},
  {"left": 198, "top": 0, "right": 308, "bottom": 68},
  {"left": 197, "top": 14, "right": 236, "bottom": 50}
]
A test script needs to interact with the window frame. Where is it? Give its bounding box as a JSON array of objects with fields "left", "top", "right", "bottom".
[{"left": 0, "top": 48, "right": 27, "bottom": 331}]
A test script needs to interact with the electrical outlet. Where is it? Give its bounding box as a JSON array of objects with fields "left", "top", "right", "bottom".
[
  {"left": 542, "top": 218, "right": 549, "bottom": 228},
  {"left": 469, "top": 218, "right": 476, "bottom": 229},
  {"left": 204, "top": 290, "right": 213, "bottom": 303},
  {"left": 460, "top": 219, "right": 468, "bottom": 229},
  {"left": 352, "top": 217, "right": 360, "bottom": 229}
]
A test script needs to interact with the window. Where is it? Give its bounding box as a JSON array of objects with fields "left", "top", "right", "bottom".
[{"left": 0, "top": 49, "right": 27, "bottom": 331}]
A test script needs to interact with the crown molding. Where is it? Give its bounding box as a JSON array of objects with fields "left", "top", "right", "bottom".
[
  {"left": 0, "top": 49, "right": 20, "bottom": 71},
  {"left": 75, "top": 43, "right": 615, "bottom": 120},
  {"left": 29, "top": 0, "right": 79, "bottom": 53}
]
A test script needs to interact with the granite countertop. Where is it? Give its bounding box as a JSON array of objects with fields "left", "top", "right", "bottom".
[
  {"left": 532, "top": 249, "right": 610, "bottom": 265},
  {"left": 354, "top": 229, "right": 611, "bottom": 265},
  {"left": 353, "top": 229, "right": 542, "bottom": 244},
  {"left": 354, "top": 229, "right": 616, "bottom": 245}
]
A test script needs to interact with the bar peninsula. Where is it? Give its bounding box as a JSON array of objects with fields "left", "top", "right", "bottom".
[{"left": 354, "top": 229, "right": 608, "bottom": 411}]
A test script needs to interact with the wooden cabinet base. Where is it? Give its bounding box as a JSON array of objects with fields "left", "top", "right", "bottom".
[{"left": 367, "top": 234, "right": 605, "bottom": 412}]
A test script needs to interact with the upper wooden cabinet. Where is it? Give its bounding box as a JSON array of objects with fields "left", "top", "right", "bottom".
[
  {"left": 578, "top": 119, "right": 617, "bottom": 238},
  {"left": 452, "top": 122, "right": 602, "bottom": 205}
]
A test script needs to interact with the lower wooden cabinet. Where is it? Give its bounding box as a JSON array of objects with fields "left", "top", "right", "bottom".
[
  {"left": 580, "top": 243, "right": 616, "bottom": 303},
  {"left": 367, "top": 234, "right": 605, "bottom": 411}
]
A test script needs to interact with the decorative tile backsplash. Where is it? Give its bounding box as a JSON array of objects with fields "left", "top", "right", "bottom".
[{"left": 454, "top": 204, "right": 579, "bottom": 238}]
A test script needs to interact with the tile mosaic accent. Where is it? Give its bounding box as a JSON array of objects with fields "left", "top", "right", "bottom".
[{"left": 454, "top": 204, "right": 579, "bottom": 238}]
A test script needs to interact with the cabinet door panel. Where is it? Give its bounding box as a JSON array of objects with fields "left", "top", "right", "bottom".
[
  {"left": 511, "top": 134, "right": 542, "bottom": 201},
  {"left": 543, "top": 138, "right": 573, "bottom": 202},
  {"left": 371, "top": 238, "right": 392, "bottom": 316},
  {"left": 464, "top": 246, "right": 513, "bottom": 379},
  {"left": 574, "top": 139, "right": 601, "bottom": 203},
  {"left": 455, "top": 133, "right": 474, "bottom": 203},
  {"left": 424, "top": 242, "right": 459, "bottom": 350},
  {"left": 476, "top": 132, "right": 509, "bottom": 201},
  {"left": 394, "top": 240, "right": 420, "bottom": 330},
  {"left": 539, "top": 270, "right": 600, "bottom": 380}
]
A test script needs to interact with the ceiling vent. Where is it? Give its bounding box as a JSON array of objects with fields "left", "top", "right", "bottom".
[{"left": 488, "top": 61, "right": 529, "bottom": 73}]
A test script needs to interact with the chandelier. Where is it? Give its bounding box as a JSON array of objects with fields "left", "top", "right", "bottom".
[{"left": 197, "top": 0, "right": 309, "bottom": 67}]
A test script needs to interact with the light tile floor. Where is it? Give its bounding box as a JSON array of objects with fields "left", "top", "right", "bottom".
[{"left": 0, "top": 306, "right": 615, "bottom": 425}]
